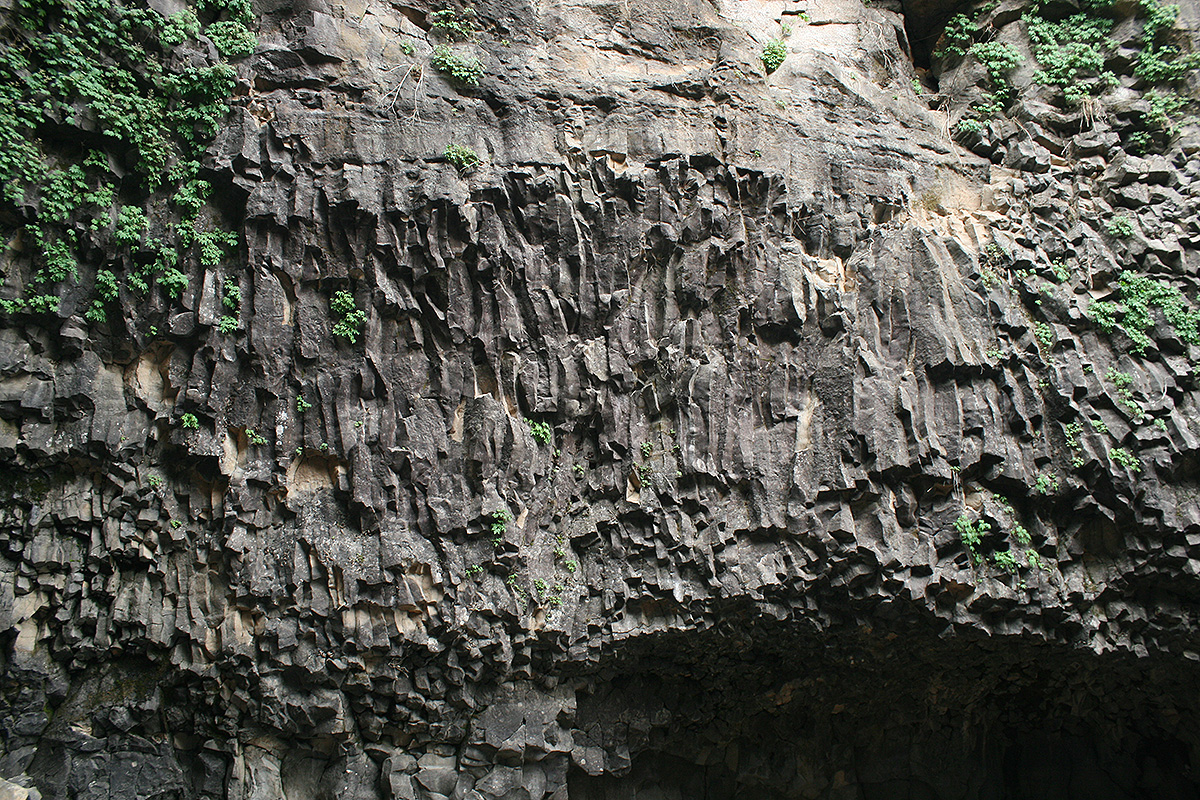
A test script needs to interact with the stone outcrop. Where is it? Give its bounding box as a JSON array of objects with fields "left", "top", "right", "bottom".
[{"left": 2, "top": 0, "right": 1200, "bottom": 797}]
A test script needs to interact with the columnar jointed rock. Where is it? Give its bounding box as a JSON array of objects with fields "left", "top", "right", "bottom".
[{"left": 2, "top": 0, "right": 1200, "bottom": 797}]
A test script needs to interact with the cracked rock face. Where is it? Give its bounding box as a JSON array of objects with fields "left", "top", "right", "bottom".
[{"left": 2, "top": 0, "right": 1200, "bottom": 797}]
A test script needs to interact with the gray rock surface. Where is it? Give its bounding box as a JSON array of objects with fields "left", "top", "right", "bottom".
[{"left": 2, "top": 0, "right": 1200, "bottom": 797}]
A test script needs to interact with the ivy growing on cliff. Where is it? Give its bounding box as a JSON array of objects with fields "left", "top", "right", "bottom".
[
  {"left": 1018, "top": 0, "right": 1198, "bottom": 125},
  {"left": 1023, "top": 6, "right": 1116, "bottom": 104},
  {"left": 1090, "top": 272, "right": 1200, "bottom": 354},
  {"left": 0, "top": 0, "right": 253, "bottom": 327}
]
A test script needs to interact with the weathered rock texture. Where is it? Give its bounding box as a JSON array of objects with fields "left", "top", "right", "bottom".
[{"left": 3, "top": 0, "right": 1200, "bottom": 797}]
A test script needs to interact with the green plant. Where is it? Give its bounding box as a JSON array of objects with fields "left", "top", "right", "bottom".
[
  {"left": 993, "top": 550, "right": 1019, "bottom": 573},
  {"left": 1108, "top": 272, "right": 1200, "bottom": 355},
  {"left": 1026, "top": 550, "right": 1051, "bottom": 571},
  {"left": 1133, "top": 0, "right": 1200, "bottom": 83},
  {"left": 246, "top": 428, "right": 268, "bottom": 446},
  {"left": 1153, "top": 418, "right": 1168, "bottom": 432},
  {"left": 466, "top": 564, "right": 483, "bottom": 576},
  {"left": 641, "top": 441, "right": 653, "bottom": 459},
  {"left": 1106, "top": 217, "right": 1135, "bottom": 238},
  {"left": 1064, "top": 422, "right": 1084, "bottom": 449},
  {"left": 147, "top": 475, "right": 164, "bottom": 489},
  {"left": 1090, "top": 300, "right": 1120, "bottom": 333},
  {"left": 506, "top": 573, "right": 527, "bottom": 603},
  {"left": 430, "top": 8, "right": 475, "bottom": 40},
  {"left": 0, "top": 0, "right": 245, "bottom": 323},
  {"left": 180, "top": 413, "right": 199, "bottom": 430},
  {"left": 206, "top": 20, "right": 257, "bottom": 58},
  {"left": 1033, "top": 322, "right": 1055, "bottom": 350},
  {"left": 761, "top": 40, "right": 787, "bottom": 73},
  {"left": 935, "top": 13, "right": 978, "bottom": 60},
  {"left": 1034, "top": 473, "right": 1059, "bottom": 494},
  {"left": 331, "top": 290, "right": 367, "bottom": 343},
  {"left": 401, "top": 41, "right": 415, "bottom": 56},
  {"left": 1011, "top": 524, "right": 1031, "bottom": 546},
  {"left": 1106, "top": 368, "right": 1141, "bottom": 417},
  {"left": 1023, "top": 7, "right": 1115, "bottom": 104},
  {"left": 222, "top": 278, "right": 241, "bottom": 310},
  {"left": 217, "top": 277, "right": 241, "bottom": 333},
  {"left": 1110, "top": 446, "right": 1142, "bottom": 472},
  {"left": 970, "top": 41, "right": 1023, "bottom": 95},
  {"left": 431, "top": 45, "right": 484, "bottom": 85},
  {"left": 955, "top": 514, "right": 991, "bottom": 564},
  {"left": 957, "top": 117, "right": 985, "bottom": 137},
  {"left": 490, "top": 508, "right": 513, "bottom": 544},
  {"left": 445, "top": 143, "right": 481, "bottom": 172},
  {"left": 526, "top": 418, "right": 552, "bottom": 445},
  {"left": 1091, "top": 418, "right": 1109, "bottom": 433},
  {"left": 170, "top": 519, "right": 183, "bottom": 529},
  {"left": 563, "top": 559, "right": 578, "bottom": 573},
  {"left": 573, "top": 463, "right": 586, "bottom": 478},
  {"left": 297, "top": 396, "right": 312, "bottom": 413}
]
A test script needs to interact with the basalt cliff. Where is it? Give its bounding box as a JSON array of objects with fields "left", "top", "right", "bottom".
[{"left": 2, "top": 0, "right": 1200, "bottom": 796}]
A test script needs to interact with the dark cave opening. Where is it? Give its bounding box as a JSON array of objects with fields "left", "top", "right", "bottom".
[
  {"left": 569, "top": 730, "right": 1198, "bottom": 800},
  {"left": 563, "top": 620, "right": 1200, "bottom": 800},
  {"left": 901, "top": 0, "right": 971, "bottom": 68}
]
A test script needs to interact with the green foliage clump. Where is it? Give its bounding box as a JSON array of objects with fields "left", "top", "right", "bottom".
[
  {"left": 1063, "top": 421, "right": 1084, "bottom": 449},
  {"left": 430, "top": 8, "right": 475, "bottom": 40},
  {"left": 489, "top": 507, "right": 513, "bottom": 543},
  {"left": 114, "top": 206, "right": 147, "bottom": 246},
  {"left": 935, "top": 14, "right": 979, "bottom": 60},
  {"left": 1133, "top": 0, "right": 1200, "bottom": 82},
  {"left": 955, "top": 514, "right": 991, "bottom": 564},
  {"left": 0, "top": 0, "right": 245, "bottom": 324},
  {"left": 1115, "top": 272, "right": 1200, "bottom": 353},
  {"left": 445, "top": 144, "right": 480, "bottom": 172},
  {"left": 1110, "top": 446, "right": 1142, "bottom": 472},
  {"left": 331, "top": 290, "right": 367, "bottom": 343},
  {"left": 180, "top": 412, "right": 199, "bottom": 429},
  {"left": 1033, "top": 321, "right": 1055, "bottom": 350},
  {"left": 1091, "top": 272, "right": 1200, "bottom": 354},
  {"left": 761, "top": 40, "right": 787, "bottom": 73},
  {"left": 160, "top": 10, "right": 201, "bottom": 46},
  {"left": 1143, "top": 89, "right": 1189, "bottom": 132},
  {"left": 1089, "top": 299, "right": 1120, "bottom": 332},
  {"left": 1034, "top": 473, "right": 1059, "bottom": 494},
  {"left": 431, "top": 45, "right": 484, "bottom": 85},
  {"left": 993, "top": 550, "right": 1019, "bottom": 572},
  {"left": 1106, "top": 217, "right": 1135, "bottom": 237},
  {"left": 1023, "top": 10, "right": 1115, "bottom": 103},
  {"left": 526, "top": 418, "right": 552, "bottom": 445},
  {"left": 956, "top": 117, "right": 985, "bottom": 136},
  {"left": 205, "top": 20, "right": 256, "bottom": 58},
  {"left": 970, "top": 41, "right": 1024, "bottom": 95}
]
